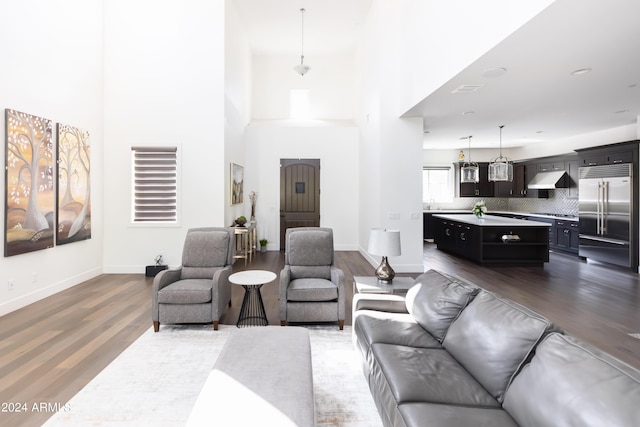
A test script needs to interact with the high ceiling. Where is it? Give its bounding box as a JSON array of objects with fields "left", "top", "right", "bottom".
[
  {"left": 233, "top": 0, "right": 640, "bottom": 149},
  {"left": 233, "top": 0, "right": 373, "bottom": 55}
]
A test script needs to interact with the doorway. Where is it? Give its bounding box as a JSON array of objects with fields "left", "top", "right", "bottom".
[{"left": 280, "top": 159, "right": 320, "bottom": 248}]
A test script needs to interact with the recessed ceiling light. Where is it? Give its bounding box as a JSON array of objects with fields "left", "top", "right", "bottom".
[
  {"left": 615, "top": 110, "right": 629, "bottom": 114},
  {"left": 629, "top": 84, "right": 638, "bottom": 88},
  {"left": 570, "top": 68, "right": 592, "bottom": 76},
  {"left": 452, "top": 85, "right": 483, "bottom": 94},
  {"left": 482, "top": 67, "right": 507, "bottom": 78},
  {"left": 536, "top": 130, "right": 544, "bottom": 134},
  {"left": 462, "top": 111, "right": 475, "bottom": 115}
]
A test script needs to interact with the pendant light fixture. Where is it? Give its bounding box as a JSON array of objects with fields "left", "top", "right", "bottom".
[
  {"left": 488, "top": 125, "right": 513, "bottom": 182},
  {"left": 460, "top": 136, "right": 479, "bottom": 183},
  {"left": 293, "top": 8, "right": 310, "bottom": 76}
]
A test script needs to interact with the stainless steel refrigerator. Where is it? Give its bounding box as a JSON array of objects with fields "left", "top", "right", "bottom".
[{"left": 579, "top": 163, "right": 633, "bottom": 267}]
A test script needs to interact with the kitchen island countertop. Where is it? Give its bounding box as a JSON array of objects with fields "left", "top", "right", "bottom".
[{"left": 432, "top": 214, "right": 552, "bottom": 227}]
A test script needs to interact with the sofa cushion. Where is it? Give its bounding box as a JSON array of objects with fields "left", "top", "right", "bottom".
[
  {"left": 287, "top": 278, "right": 337, "bottom": 301},
  {"left": 398, "top": 402, "right": 519, "bottom": 427},
  {"left": 354, "top": 310, "right": 442, "bottom": 352},
  {"left": 503, "top": 332, "right": 640, "bottom": 427},
  {"left": 405, "top": 270, "right": 479, "bottom": 342},
  {"left": 371, "top": 344, "right": 500, "bottom": 407},
  {"left": 443, "top": 290, "right": 556, "bottom": 402},
  {"left": 157, "top": 279, "right": 212, "bottom": 304}
]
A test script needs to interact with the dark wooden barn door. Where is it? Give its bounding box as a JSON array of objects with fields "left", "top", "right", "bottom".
[{"left": 280, "top": 159, "right": 320, "bottom": 248}]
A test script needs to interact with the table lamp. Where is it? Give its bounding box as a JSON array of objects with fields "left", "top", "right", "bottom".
[{"left": 368, "top": 229, "right": 401, "bottom": 283}]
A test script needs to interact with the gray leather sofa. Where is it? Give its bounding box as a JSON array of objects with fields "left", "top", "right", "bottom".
[{"left": 353, "top": 269, "right": 640, "bottom": 427}]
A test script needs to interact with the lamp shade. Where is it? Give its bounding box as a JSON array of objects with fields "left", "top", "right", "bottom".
[{"left": 368, "top": 229, "right": 401, "bottom": 257}]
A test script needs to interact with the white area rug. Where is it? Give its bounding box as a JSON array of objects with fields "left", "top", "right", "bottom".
[{"left": 43, "top": 325, "right": 382, "bottom": 427}]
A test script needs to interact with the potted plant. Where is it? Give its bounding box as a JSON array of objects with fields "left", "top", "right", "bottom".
[
  {"left": 235, "top": 216, "right": 247, "bottom": 227},
  {"left": 259, "top": 239, "right": 268, "bottom": 253}
]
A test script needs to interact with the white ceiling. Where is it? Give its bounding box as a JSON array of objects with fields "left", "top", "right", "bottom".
[
  {"left": 233, "top": 0, "right": 373, "bottom": 55},
  {"left": 233, "top": 0, "right": 640, "bottom": 149}
]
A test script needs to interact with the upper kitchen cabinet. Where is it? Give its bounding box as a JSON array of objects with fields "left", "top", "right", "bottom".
[
  {"left": 566, "top": 159, "right": 579, "bottom": 199},
  {"left": 577, "top": 141, "right": 638, "bottom": 166},
  {"left": 457, "top": 162, "right": 494, "bottom": 197},
  {"left": 524, "top": 161, "right": 548, "bottom": 198},
  {"left": 494, "top": 163, "right": 527, "bottom": 197},
  {"left": 537, "top": 161, "right": 565, "bottom": 172}
]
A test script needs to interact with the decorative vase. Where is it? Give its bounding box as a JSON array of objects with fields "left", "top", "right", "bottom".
[{"left": 235, "top": 218, "right": 247, "bottom": 227}]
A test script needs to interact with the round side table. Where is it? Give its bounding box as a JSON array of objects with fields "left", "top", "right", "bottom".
[{"left": 229, "top": 270, "right": 277, "bottom": 327}]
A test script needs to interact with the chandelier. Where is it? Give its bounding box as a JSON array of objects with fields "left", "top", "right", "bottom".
[
  {"left": 293, "top": 8, "right": 310, "bottom": 76},
  {"left": 460, "top": 136, "right": 479, "bottom": 183},
  {"left": 488, "top": 125, "right": 513, "bottom": 182}
]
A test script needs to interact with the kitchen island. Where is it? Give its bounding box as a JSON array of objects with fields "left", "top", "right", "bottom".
[{"left": 433, "top": 214, "right": 551, "bottom": 266}]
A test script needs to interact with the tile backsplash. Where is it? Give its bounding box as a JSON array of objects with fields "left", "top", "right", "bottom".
[{"left": 425, "top": 189, "right": 579, "bottom": 216}]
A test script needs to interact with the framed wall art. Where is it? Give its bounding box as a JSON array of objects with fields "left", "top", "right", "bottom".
[
  {"left": 56, "top": 123, "right": 91, "bottom": 245},
  {"left": 230, "top": 163, "right": 244, "bottom": 205},
  {"left": 5, "top": 108, "right": 55, "bottom": 256}
]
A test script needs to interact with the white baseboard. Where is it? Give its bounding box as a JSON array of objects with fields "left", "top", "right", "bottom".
[{"left": 0, "top": 267, "right": 102, "bottom": 317}]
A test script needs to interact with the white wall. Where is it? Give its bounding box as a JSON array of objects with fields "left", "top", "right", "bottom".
[
  {"left": 102, "top": 0, "right": 226, "bottom": 271},
  {"left": 0, "top": 0, "right": 104, "bottom": 315},
  {"left": 245, "top": 122, "right": 359, "bottom": 251},
  {"left": 355, "top": 1, "right": 425, "bottom": 273},
  {"left": 246, "top": 41, "right": 359, "bottom": 250},
  {"left": 225, "top": 1, "right": 252, "bottom": 225},
  {"left": 252, "top": 53, "right": 355, "bottom": 120}
]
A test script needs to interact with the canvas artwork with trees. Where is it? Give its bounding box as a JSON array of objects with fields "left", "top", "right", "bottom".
[
  {"left": 56, "top": 123, "right": 91, "bottom": 245},
  {"left": 5, "top": 109, "right": 55, "bottom": 256}
]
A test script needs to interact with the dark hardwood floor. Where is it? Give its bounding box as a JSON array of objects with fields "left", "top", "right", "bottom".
[{"left": 1, "top": 245, "right": 639, "bottom": 426}]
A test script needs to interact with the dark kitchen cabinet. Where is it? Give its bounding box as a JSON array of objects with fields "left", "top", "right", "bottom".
[
  {"left": 524, "top": 162, "right": 548, "bottom": 198},
  {"left": 577, "top": 142, "right": 638, "bottom": 166},
  {"left": 494, "top": 163, "right": 527, "bottom": 198},
  {"left": 433, "top": 216, "right": 549, "bottom": 266},
  {"left": 528, "top": 216, "right": 555, "bottom": 247},
  {"left": 567, "top": 159, "right": 579, "bottom": 199},
  {"left": 580, "top": 151, "right": 633, "bottom": 166},
  {"left": 538, "top": 162, "right": 565, "bottom": 172},
  {"left": 458, "top": 162, "right": 494, "bottom": 197},
  {"left": 513, "top": 163, "right": 527, "bottom": 197},
  {"left": 423, "top": 212, "right": 433, "bottom": 240},
  {"left": 555, "top": 220, "right": 579, "bottom": 254}
]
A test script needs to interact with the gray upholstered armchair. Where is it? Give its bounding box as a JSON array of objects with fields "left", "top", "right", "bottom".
[
  {"left": 152, "top": 227, "right": 234, "bottom": 332},
  {"left": 280, "top": 227, "right": 345, "bottom": 330}
]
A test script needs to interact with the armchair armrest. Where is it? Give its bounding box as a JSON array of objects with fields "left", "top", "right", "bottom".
[
  {"left": 152, "top": 268, "right": 182, "bottom": 322},
  {"left": 153, "top": 268, "right": 182, "bottom": 293},
  {"left": 213, "top": 264, "right": 232, "bottom": 284}
]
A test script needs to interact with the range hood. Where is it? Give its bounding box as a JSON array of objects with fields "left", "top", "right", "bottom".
[{"left": 527, "top": 170, "right": 567, "bottom": 190}]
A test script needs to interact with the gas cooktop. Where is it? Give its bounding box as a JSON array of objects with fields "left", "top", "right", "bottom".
[{"left": 533, "top": 212, "right": 578, "bottom": 219}]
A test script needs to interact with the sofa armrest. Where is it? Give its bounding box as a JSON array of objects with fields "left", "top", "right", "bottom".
[{"left": 353, "top": 293, "right": 408, "bottom": 314}]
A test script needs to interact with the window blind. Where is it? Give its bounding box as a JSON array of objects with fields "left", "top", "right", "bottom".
[{"left": 131, "top": 146, "right": 178, "bottom": 223}]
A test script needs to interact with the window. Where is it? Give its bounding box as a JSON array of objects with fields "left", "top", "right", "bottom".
[
  {"left": 290, "top": 89, "right": 310, "bottom": 119},
  {"left": 423, "top": 166, "right": 453, "bottom": 203},
  {"left": 131, "top": 146, "right": 178, "bottom": 223}
]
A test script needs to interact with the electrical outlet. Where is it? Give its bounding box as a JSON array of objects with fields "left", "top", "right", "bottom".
[{"left": 8, "top": 280, "right": 14, "bottom": 291}]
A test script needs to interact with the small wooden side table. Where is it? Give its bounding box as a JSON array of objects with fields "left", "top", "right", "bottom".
[{"left": 353, "top": 275, "right": 415, "bottom": 295}]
